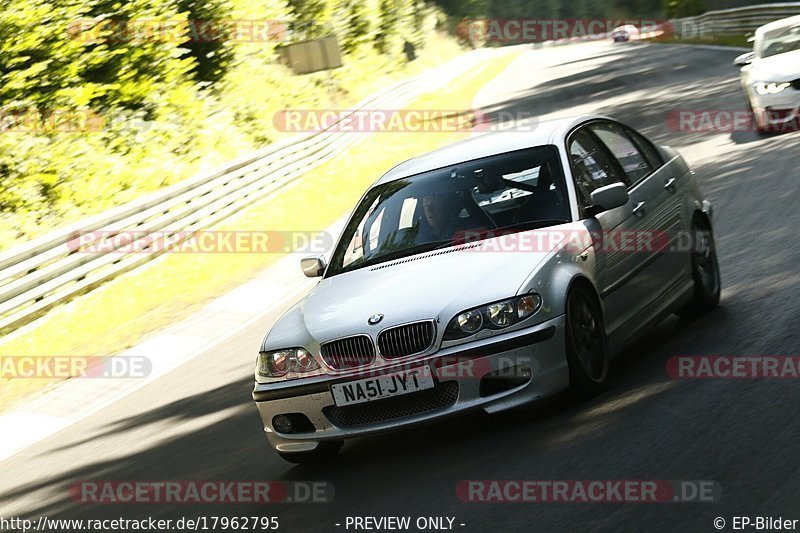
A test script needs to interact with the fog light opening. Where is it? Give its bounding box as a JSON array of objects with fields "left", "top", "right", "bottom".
[
  {"left": 479, "top": 365, "right": 533, "bottom": 397},
  {"left": 272, "top": 413, "right": 316, "bottom": 434},
  {"left": 273, "top": 415, "right": 293, "bottom": 433}
]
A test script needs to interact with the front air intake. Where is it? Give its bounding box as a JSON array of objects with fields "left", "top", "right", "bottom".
[
  {"left": 320, "top": 335, "right": 375, "bottom": 370},
  {"left": 377, "top": 320, "right": 436, "bottom": 359}
]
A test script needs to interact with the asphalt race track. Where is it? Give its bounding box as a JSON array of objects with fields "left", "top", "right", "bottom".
[{"left": 1, "top": 41, "right": 799, "bottom": 532}]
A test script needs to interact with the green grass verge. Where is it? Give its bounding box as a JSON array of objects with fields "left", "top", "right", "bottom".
[{"left": 651, "top": 34, "right": 751, "bottom": 48}]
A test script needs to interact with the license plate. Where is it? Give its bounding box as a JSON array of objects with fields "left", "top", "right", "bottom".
[{"left": 331, "top": 367, "right": 434, "bottom": 407}]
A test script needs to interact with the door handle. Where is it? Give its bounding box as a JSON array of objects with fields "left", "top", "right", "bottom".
[
  {"left": 664, "top": 177, "right": 677, "bottom": 192},
  {"left": 632, "top": 201, "right": 646, "bottom": 217}
]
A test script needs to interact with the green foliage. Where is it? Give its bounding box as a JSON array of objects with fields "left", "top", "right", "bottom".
[
  {"left": 338, "top": 0, "right": 374, "bottom": 52},
  {"left": 75, "top": 0, "right": 194, "bottom": 112},
  {"left": 0, "top": 1, "right": 87, "bottom": 111},
  {"left": 665, "top": 0, "right": 706, "bottom": 18},
  {"left": 374, "top": 0, "right": 399, "bottom": 53},
  {"left": 175, "top": 0, "right": 236, "bottom": 83},
  {"left": 429, "top": 0, "right": 488, "bottom": 19},
  {"left": 0, "top": 0, "right": 461, "bottom": 248},
  {"left": 374, "top": 0, "right": 424, "bottom": 57},
  {"left": 287, "top": 0, "right": 330, "bottom": 38}
]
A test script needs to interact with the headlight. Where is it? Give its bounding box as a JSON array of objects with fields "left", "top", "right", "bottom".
[
  {"left": 257, "top": 348, "right": 320, "bottom": 378},
  {"left": 755, "top": 82, "right": 790, "bottom": 95},
  {"left": 444, "top": 293, "right": 543, "bottom": 340},
  {"left": 487, "top": 301, "right": 515, "bottom": 327},
  {"left": 456, "top": 309, "right": 483, "bottom": 333}
]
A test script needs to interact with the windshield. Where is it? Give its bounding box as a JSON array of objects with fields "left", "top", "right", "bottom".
[
  {"left": 760, "top": 23, "right": 800, "bottom": 58},
  {"left": 327, "top": 145, "right": 570, "bottom": 276}
]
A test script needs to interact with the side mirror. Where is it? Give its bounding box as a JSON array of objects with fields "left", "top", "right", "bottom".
[
  {"left": 733, "top": 52, "right": 754, "bottom": 67},
  {"left": 300, "top": 255, "right": 327, "bottom": 277},
  {"left": 587, "top": 182, "right": 629, "bottom": 217}
]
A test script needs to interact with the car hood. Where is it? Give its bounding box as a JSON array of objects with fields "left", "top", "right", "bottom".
[
  {"left": 752, "top": 50, "right": 800, "bottom": 80},
  {"left": 264, "top": 229, "right": 572, "bottom": 348}
]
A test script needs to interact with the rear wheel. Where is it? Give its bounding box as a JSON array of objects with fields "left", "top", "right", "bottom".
[
  {"left": 565, "top": 284, "right": 609, "bottom": 398},
  {"left": 676, "top": 216, "right": 720, "bottom": 317},
  {"left": 277, "top": 441, "right": 343, "bottom": 464}
]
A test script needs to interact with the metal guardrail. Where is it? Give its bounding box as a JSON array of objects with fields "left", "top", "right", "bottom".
[
  {"left": 670, "top": 2, "right": 800, "bottom": 38},
  {"left": 0, "top": 49, "right": 499, "bottom": 335}
]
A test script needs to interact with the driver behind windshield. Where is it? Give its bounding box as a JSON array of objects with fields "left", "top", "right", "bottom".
[{"left": 417, "top": 192, "right": 465, "bottom": 243}]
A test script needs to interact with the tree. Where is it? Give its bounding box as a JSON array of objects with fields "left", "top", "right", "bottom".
[
  {"left": 665, "top": 0, "right": 705, "bottom": 17},
  {"left": 339, "top": 0, "right": 373, "bottom": 52},
  {"left": 286, "top": 0, "right": 329, "bottom": 39},
  {"left": 175, "top": 0, "right": 235, "bottom": 83}
]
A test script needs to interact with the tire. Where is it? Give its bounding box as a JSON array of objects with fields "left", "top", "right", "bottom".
[
  {"left": 277, "top": 441, "right": 343, "bottom": 464},
  {"left": 565, "top": 283, "right": 610, "bottom": 399},
  {"left": 676, "top": 215, "right": 721, "bottom": 318}
]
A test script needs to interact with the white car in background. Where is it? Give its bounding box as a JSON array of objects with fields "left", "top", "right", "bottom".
[
  {"left": 611, "top": 25, "right": 640, "bottom": 42},
  {"left": 734, "top": 14, "right": 800, "bottom": 134}
]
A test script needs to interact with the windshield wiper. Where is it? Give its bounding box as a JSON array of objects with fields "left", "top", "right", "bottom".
[{"left": 347, "top": 239, "right": 455, "bottom": 272}]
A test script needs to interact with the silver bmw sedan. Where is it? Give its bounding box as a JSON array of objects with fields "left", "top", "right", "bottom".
[{"left": 253, "top": 115, "right": 720, "bottom": 463}]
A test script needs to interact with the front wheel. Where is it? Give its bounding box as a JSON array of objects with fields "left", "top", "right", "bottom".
[
  {"left": 676, "top": 216, "right": 720, "bottom": 317},
  {"left": 277, "top": 441, "right": 343, "bottom": 464},
  {"left": 565, "top": 284, "right": 609, "bottom": 399}
]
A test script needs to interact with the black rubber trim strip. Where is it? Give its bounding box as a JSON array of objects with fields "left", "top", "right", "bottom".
[{"left": 252, "top": 325, "right": 557, "bottom": 402}]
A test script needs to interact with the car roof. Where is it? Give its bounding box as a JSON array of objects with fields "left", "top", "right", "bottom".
[
  {"left": 757, "top": 14, "right": 800, "bottom": 35},
  {"left": 374, "top": 114, "right": 609, "bottom": 185}
]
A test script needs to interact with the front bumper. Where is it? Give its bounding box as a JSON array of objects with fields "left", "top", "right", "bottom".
[
  {"left": 750, "top": 89, "right": 800, "bottom": 130},
  {"left": 252, "top": 315, "right": 569, "bottom": 453}
]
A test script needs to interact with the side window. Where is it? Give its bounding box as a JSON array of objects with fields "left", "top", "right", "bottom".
[
  {"left": 590, "top": 122, "right": 653, "bottom": 185},
  {"left": 625, "top": 127, "right": 664, "bottom": 169},
  {"left": 569, "top": 129, "right": 627, "bottom": 208}
]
